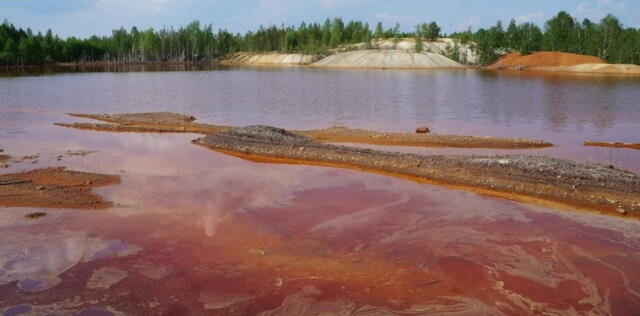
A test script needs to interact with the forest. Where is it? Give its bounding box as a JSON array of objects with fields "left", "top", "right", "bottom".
[
  {"left": 455, "top": 11, "right": 640, "bottom": 65},
  {"left": 0, "top": 11, "right": 638, "bottom": 66}
]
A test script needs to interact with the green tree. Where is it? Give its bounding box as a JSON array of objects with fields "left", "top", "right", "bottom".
[
  {"left": 392, "top": 22, "right": 400, "bottom": 48},
  {"left": 426, "top": 22, "right": 440, "bottom": 41},
  {"left": 505, "top": 19, "right": 520, "bottom": 51},
  {"left": 330, "top": 18, "right": 344, "bottom": 48},
  {"left": 518, "top": 23, "right": 542, "bottom": 55},
  {"left": 598, "top": 14, "right": 622, "bottom": 60},
  {"left": 544, "top": 11, "right": 576, "bottom": 52},
  {"left": 414, "top": 25, "right": 424, "bottom": 53},
  {"left": 374, "top": 22, "right": 384, "bottom": 39}
]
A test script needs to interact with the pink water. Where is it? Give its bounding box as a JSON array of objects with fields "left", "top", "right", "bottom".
[{"left": 1, "top": 68, "right": 639, "bottom": 315}]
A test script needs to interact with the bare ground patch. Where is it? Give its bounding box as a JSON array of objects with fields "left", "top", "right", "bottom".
[{"left": 0, "top": 167, "right": 120, "bottom": 209}]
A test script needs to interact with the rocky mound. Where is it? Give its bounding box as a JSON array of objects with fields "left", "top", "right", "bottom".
[
  {"left": 312, "top": 50, "right": 465, "bottom": 69},
  {"left": 217, "top": 125, "right": 310, "bottom": 145}
]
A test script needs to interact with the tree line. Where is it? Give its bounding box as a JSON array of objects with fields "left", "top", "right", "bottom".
[
  {"left": 452, "top": 11, "right": 640, "bottom": 65},
  {"left": 1, "top": 11, "right": 639, "bottom": 66},
  {"left": 0, "top": 18, "right": 433, "bottom": 66}
]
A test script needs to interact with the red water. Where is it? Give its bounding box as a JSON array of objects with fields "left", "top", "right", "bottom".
[{"left": 1, "top": 69, "right": 640, "bottom": 315}]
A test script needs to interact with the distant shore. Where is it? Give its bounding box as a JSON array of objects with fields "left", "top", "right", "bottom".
[{"left": 3, "top": 48, "right": 640, "bottom": 76}]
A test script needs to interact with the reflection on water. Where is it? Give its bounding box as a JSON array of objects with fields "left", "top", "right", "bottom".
[{"left": 1, "top": 69, "right": 640, "bottom": 314}]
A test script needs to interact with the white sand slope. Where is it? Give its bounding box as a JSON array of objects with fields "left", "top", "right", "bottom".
[
  {"left": 311, "top": 50, "right": 465, "bottom": 69},
  {"left": 551, "top": 63, "right": 640, "bottom": 75},
  {"left": 343, "top": 38, "right": 478, "bottom": 65},
  {"left": 221, "top": 52, "right": 314, "bottom": 66}
]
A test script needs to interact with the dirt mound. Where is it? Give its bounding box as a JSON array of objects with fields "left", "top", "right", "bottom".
[
  {"left": 220, "top": 125, "right": 310, "bottom": 145},
  {"left": 312, "top": 50, "right": 465, "bottom": 69},
  {"left": 0, "top": 167, "right": 120, "bottom": 209},
  {"left": 194, "top": 125, "right": 640, "bottom": 217},
  {"left": 489, "top": 52, "right": 605, "bottom": 69}
]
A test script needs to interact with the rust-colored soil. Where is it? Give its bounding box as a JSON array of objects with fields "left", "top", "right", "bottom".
[
  {"left": 300, "top": 126, "right": 550, "bottom": 149},
  {"left": 584, "top": 141, "right": 640, "bottom": 150},
  {"left": 60, "top": 112, "right": 231, "bottom": 134},
  {"left": 489, "top": 52, "right": 605, "bottom": 69},
  {"left": 0, "top": 167, "right": 120, "bottom": 209},
  {"left": 56, "top": 113, "right": 552, "bottom": 149}
]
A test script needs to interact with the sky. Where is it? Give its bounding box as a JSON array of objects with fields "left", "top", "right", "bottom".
[{"left": 1, "top": 0, "right": 638, "bottom": 39}]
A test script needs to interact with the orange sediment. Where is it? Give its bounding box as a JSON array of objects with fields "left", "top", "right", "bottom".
[
  {"left": 486, "top": 51, "right": 640, "bottom": 75},
  {"left": 584, "top": 141, "right": 640, "bottom": 150},
  {"left": 488, "top": 52, "right": 605, "bottom": 69},
  {"left": 0, "top": 167, "right": 120, "bottom": 209}
]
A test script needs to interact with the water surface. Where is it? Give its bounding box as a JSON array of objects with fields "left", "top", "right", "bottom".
[{"left": 1, "top": 68, "right": 639, "bottom": 315}]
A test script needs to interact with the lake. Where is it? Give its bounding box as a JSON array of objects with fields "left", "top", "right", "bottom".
[{"left": 1, "top": 67, "right": 639, "bottom": 315}]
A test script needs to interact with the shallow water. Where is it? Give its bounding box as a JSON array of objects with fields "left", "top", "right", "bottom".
[{"left": 1, "top": 68, "right": 639, "bottom": 315}]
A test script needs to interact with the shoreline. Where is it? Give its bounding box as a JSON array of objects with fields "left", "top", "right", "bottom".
[
  {"left": 0, "top": 60, "right": 216, "bottom": 69},
  {"left": 194, "top": 126, "right": 640, "bottom": 218},
  {"left": 2, "top": 58, "right": 639, "bottom": 77}
]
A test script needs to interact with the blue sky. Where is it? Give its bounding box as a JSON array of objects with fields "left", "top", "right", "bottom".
[{"left": 1, "top": 0, "right": 638, "bottom": 38}]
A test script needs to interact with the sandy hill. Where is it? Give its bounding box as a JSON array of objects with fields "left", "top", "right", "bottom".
[
  {"left": 311, "top": 50, "right": 465, "bottom": 69},
  {"left": 489, "top": 52, "right": 605, "bottom": 68},
  {"left": 344, "top": 38, "right": 477, "bottom": 65},
  {"left": 487, "top": 51, "right": 640, "bottom": 75},
  {"left": 219, "top": 52, "right": 314, "bottom": 66}
]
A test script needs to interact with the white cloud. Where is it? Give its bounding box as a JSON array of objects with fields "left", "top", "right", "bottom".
[
  {"left": 253, "top": 0, "right": 300, "bottom": 26},
  {"left": 515, "top": 11, "right": 545, "bottom": 24},
  {"left": 454, "top": 16, "right": 481, "bottom": 32},
  {"left": 577, "top": 1, "right": 589, "bottom": 14},
  {"left": 575, "top": 0, "right": 630, "bottom": 21},
  {"left": 596, "top": 0, "right": 627, "bottom": 9},
  {"left": 315, "top": 0, "right": 376, "bottom": 9},
  {"left": 373, "top": 12, "right": 417, "bottom": 23}
]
